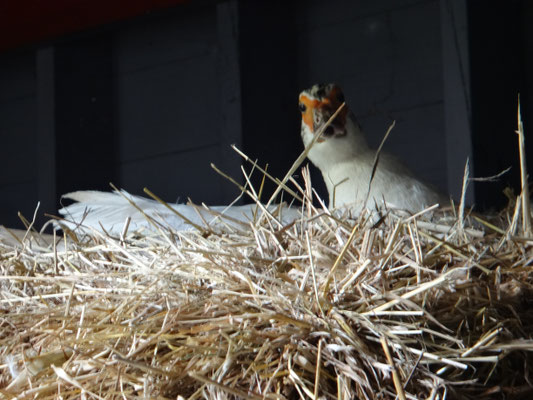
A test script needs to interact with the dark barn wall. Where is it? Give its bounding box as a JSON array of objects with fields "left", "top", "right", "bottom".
[
  {"left": 1, "top": 0, "right": 532, "bottom": 229},
  {"left": 440, "top": 0, "right": 472, "bottom": 204},
  {"left": 53, "top": 39, "right": 116, "bottom": 200},
  {"left": 1, "top": 2, "right": 246, "bottom": 229},
  {"left": 238, "top": 2, "right": 300, "bottom": 203},
  {"left": 468, "top": 0, "right": 532, "bottom": 210},
  {"left": 113, "top": 6, "right": 226, "bottom": 204},
  {"left": 0, "top": 51, "right": 38, "bottom": 228}
]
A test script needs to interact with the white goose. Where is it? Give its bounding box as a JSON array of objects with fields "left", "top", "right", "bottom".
[{"left": 56, "top": 83, "right": 443, "bottom": 234}]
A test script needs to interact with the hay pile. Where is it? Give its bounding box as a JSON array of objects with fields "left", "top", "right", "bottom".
[{"left": 1, "top": 189, "right": 533, "bottom": 400}]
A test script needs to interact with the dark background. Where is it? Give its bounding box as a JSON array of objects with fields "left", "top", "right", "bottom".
[{"left": 0, "top": 0, "right": 532, "bottom": 228}]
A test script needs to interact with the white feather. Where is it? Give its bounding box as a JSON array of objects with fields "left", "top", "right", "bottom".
[{"left": 58, "top": 190, "right": 300, "bottom": 235}]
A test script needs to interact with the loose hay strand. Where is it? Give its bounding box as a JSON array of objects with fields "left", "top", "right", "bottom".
[
  {"left": 380, "top": 337, "right": 406, "bottom": 400},
  {"left": 517, "top": 94, "right": 532, "bottom": 235}
]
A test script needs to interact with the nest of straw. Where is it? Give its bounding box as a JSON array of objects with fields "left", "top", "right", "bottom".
[{"left": 1, "top": 180, "right": 533, "bottom": 400}]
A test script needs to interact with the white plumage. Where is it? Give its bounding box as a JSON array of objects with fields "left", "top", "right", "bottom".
[
  {"left": 59, "top": 191, "right": 299, "bottom": 235},
  {"left": 299, "top": 83, "right": 444, "bottom": 211}
]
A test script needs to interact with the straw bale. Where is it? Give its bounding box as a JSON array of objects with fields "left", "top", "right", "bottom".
[{"left": 1, "top": 193, "right": 533, "bottom": 400}]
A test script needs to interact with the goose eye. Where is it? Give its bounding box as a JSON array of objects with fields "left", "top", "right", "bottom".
[{"left": 299, "top": 103, "right": 307, "bottom": 113}]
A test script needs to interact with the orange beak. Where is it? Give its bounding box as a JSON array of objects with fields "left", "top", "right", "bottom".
[{"left": 299, "top": 90, "right": 347, "bottom": 140}]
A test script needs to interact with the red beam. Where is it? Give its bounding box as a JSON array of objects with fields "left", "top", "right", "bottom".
[{"left": 0, "top": 0, "right": 190, "bottom": 52}]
